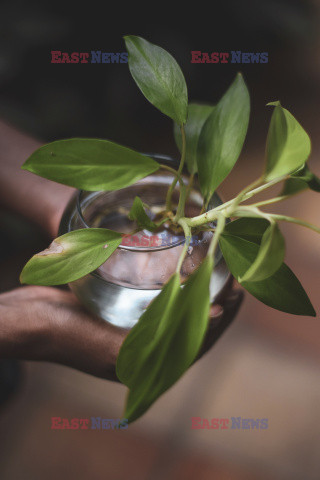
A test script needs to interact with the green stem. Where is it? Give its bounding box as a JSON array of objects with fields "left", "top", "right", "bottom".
[
  {"left": 182, "top": 174, "right": 290, "bottom": 227},
  {"left": 247, "top": 186, "right": 305, "bottom": 208},
  {"left": 199, "top": 204, "right": 206, "bottom": 215},
  {"left": 183, "top": 209, "right": 219, "bottom": 228},
  {"left": 231, "top": 205, "right": 272, "bottom": 220},
  {"left": 230, "top": 176, "right": 263, "bottom": 210},
  {"left": 156, "top": 216, "right": 171, "bottom": 227},
  {"left": 240, "top": 175, "right": 289, "bottom": 202},
  {"left": 160, "top": 163, "right": 187, "bottom": 219},
  {"left": 175, "top": 185, "right": 187, "bottom": 222},
  {"left": 207, "top": 214, "right": 226, "bottom": 259},
  {"left": 185, "top": 172, "right": 194, "bottom": 201},
  {"left": 213, "top": 174, "right": 290, "bottom": 214},
  {"left": 160, "top": 164, "right": 182, "bottom": 181},
  {"left": 248, "top": 195, "right": 290, "bottom": 208},
  {"left": 166, "top": 126, "right": 186, "bottom": 211},
  {"left": 268, "top": 214, "right": 320, "bottom": 234},
  {"left": 229, "top": 206, "right": 320, "bottom": 234},
  {"left": 176, "top": 218, "right": 192, "bottom": 273}
]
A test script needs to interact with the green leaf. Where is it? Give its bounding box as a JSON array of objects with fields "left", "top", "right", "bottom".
[
  {"left": 20, "top": 228, "right": 122, "bottom": 286},
  {"left": 128, "top": 196, "right": 157, "bottom": 232},
  {"left": 117, "top": 274, "right": 181, "bottom": 389},
  {"left": 124, "top": 35, "right": 188, "bottom": 125},
  {"left": 197, "top": 73, "right": 250, "bottom": 202},
  {"left": 281, "top": 164, "right": 320, "bottom": 195},
  {"left": 224, "top": 217, "right": 269, "bottom": 244},
  {"left": 173, "top": 103, "right": 214, "bottom": 174},
  {"left": 22, "top": 138, "right": 159, "bottom": 191},
  {"left": 239, "top": 222, "right": 285, "bottom": 282},
  {"left": 281, "top": 178, "right": 309, "bottom": 196},
  {"left": 292, "top": 164, "right": 320, "bottom": 191},
  {"left": 219, "top": 234, "right": 315, "bottom": 316},
  {"left": 265, "top": 102, "right": 311, "bottom": 181},
  {"left": 117, "top": 256, "right": 213, "bottom": 422}
]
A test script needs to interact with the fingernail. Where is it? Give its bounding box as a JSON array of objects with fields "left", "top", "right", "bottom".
[{"left": 210, "top": 304, "right": 223, "bottom": 317}]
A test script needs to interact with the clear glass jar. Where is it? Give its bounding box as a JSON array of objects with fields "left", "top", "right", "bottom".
[{"left": 59, "top": 154, "right": 230, "bottom": 329}]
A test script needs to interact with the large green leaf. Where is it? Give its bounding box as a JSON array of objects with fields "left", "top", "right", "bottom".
[
  {"left": 128, "top": 196, "right": 157, "bottom": 232},
  {"left": 117, "top": 256, "right": 213, "bottom": 422},
  {"left": 22, "top": 138, "right": 159, "bottom": 191},
  {"left": 281, "top": 164, "right": 320, "bottom": 196},
  {"left": 173, "top": 103, "right": 214, "bottom": 174},
  {"left": 265, "top": 102, "right": 311, "bottom": 181},
  {"left": 124, "top": 36, "right": 188, "bottom": 125},
  {"left": 239, "top": 223, "right": 285, "bottom": 282},
  {"left": 224, "top": 217, "right": 269, "bottom": 244},
  {"left": 20, "top": 228, "right": 122, "bottom": 285},
  {"left": 197, "top": 74, "right": 250, "bottom": 202},
  {"left": 117, "top": 274, "right": 181, "bottom": 389},
  {"left": 219, "top": 233, "right": 315, "bottom": 316}
]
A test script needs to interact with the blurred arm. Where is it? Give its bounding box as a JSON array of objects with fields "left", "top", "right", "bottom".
[{"left": 0, "top": 119, "right": 74, "bottom": 238}]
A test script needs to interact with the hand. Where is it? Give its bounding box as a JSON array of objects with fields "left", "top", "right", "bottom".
[
  {"left": 0, "top": 287, "right": 125, "bottom": 381},
  {"left": 0, "top": 120, "right": 244, "bottom": 381},
  {"left": 0, "top": 285, "right": 243, "bottom": 381}
]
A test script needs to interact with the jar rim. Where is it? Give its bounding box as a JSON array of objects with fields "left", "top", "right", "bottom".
[
  {"left": 75, "top": 153, "right": 220, "bottom": 253},
  {"left": 58, "top": 153, "right": 226, "bottom": 288},
  {"left": 76, "top": 188, "right": 193, "bottom": 251}
]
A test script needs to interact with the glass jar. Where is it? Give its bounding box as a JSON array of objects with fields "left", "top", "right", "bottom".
[{"left": 59, "top": 154, "right": 230, "bottom": 329}]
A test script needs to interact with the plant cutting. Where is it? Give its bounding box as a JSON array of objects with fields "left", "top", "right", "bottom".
[{"left": 20, "top": 35, "right": 320, "bottom": 423}]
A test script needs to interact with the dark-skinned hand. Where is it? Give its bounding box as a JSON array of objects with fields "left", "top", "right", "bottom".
[{"left": 0, "top": 285, "right": 243, "bottom": 381}]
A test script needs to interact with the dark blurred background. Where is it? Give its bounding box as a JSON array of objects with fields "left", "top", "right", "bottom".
[
  {"left": 1, "top": 1, "right": 320, "bottom": 479},
  {"left": 0, "top": 0, "right": 319, "bottom": 151}
]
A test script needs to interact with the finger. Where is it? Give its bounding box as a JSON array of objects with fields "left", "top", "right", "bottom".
[
  {"left": 209, "top": 304, "right": 223, "bottom": 317},
  {"left": 0, "top": 286, "right": 72, "bottom": 304}
]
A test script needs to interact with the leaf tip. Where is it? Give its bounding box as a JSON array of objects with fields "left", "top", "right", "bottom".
[
  {"left": 20, "top": 161, "right": 30, "bottom": 171},
  {"left": 266, "top": 100, "right": 281, "bottom": 107},
  {"left": 123, "top": 34, "right": 139, "bottom": 45},
  {"left": 234, "top": 72, "right": 246, "bottom": 87},
  {"left": 308, "top": 305, "right": 317, "bottom": 317},
  {"left": 302, "top": 303, "right": 317, "bottom": 317}
]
